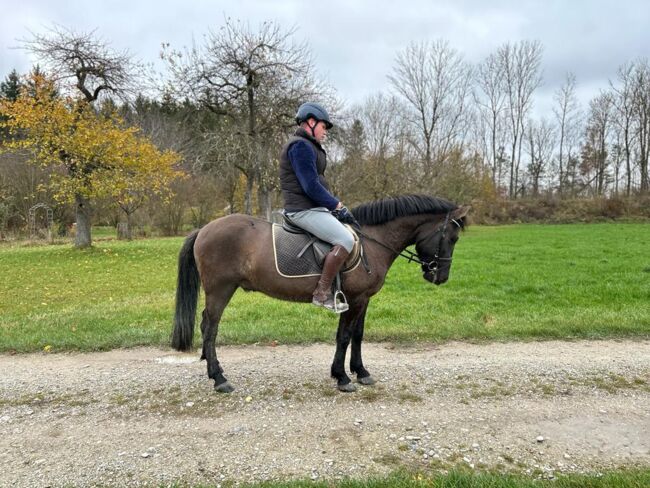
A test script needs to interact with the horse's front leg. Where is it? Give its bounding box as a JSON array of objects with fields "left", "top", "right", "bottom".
[
  {"left": 349, "top": 300, "right": 375, "bottom": 385},
  {"left": 331, "top": 301, "right": 366, "bottom": 392}
]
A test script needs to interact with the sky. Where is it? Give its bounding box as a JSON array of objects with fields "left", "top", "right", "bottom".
[{"left": 2, "top": 0, "right": 650, "bottom": 118}]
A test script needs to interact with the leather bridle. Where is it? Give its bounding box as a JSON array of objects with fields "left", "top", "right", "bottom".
[{"left": 356, "top": 212, "right": 462, "bottom": 281}]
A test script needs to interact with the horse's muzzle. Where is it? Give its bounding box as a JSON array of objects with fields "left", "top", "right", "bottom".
[{"left": 423, "top": 270, "right": 448, "bottom": 285}]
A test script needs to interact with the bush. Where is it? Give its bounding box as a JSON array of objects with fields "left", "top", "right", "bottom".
[{"left": 469, "top": 196, "right": 650, "bottom": 224}]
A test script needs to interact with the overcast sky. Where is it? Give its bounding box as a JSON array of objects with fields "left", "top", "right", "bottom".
[{"left": 2, "top": 0, "right": 650, "bottom": 118}]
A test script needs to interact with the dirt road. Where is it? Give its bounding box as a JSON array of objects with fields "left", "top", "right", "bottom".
[{"left": 1, "top": 340, "right": 649, "bottom": 487}]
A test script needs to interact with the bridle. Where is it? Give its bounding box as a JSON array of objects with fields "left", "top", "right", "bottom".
[
  {"left": 356, "top": 212, "right": 462, "bottom": 280},
  {"left": 423, "top": 212, "right": 462, "bottom": 281}
]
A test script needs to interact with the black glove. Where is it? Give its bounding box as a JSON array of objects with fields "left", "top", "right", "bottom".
[{"left": 332, "top": 206, "right": 360, "bottom": 229}]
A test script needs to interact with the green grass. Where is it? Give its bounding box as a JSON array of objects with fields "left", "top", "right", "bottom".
[
  {"left": 1, "top": 223, "right": 649, "bottom": 352},
  {"left": 172, "top": 468, "right": 650, "bottom": 487},
  {"left": 91, "top": 225, "right": 118, "bottom": 239}
]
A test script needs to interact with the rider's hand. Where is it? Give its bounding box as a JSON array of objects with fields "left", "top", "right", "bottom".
[{"left": 332, "top": 206, "right": 360, "bottom": 229}]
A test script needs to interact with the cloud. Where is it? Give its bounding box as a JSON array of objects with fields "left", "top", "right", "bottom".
[{"left": 2, "top": 0, "right": 649, "bottom": 117}]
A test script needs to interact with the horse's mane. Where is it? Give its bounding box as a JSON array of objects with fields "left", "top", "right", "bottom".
[{"left": 351, "top": 194, "right": 458, "bottom": 226}]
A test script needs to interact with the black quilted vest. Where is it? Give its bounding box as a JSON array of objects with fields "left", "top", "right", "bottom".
[{"left": 279, "top": 128, "right": 331, "bottom": 211}]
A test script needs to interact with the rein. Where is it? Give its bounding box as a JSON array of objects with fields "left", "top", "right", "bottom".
[{"left": 355, "top": 212, "right": 462, "bottom": 277}]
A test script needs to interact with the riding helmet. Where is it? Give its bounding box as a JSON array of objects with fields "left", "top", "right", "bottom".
[{"left": 295, "top": 102, "right": 333, "bottom": 129}]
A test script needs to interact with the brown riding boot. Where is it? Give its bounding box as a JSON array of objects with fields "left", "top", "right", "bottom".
[{"left": 312, "top": 245, "right": 350, "bottom": 313}]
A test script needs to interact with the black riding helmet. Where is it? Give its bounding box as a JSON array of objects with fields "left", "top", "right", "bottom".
[{"left": 295, "top": 102, "right": 333, "bottom": 129}]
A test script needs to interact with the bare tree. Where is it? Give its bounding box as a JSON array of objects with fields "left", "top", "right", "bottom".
[
  {"left": 525, "top": 118, "right": 556, "bottom": 196},
  {"left": 581, "top": 92, "right": 613, "bottom": 195},
  {"left": 355, "top": 94, "right": 411, "bottom": 198},
  {"left": 21, "top": 25, "right": 137, "bottom": 103},
  {"left": 474, "top": 51, "right": 507, "bottom": 187},
  {"left": 388, "top": 40, "right": 473, "bottom": 181},
  {"left": 631, "top": 59, "right": 650, "bottom": 193},
  {"left": 20, "top": 25, "right": 139, "bottom": 247},
  {"left": 162, "top": 19, "right": 328, "bottom": 218},
  {"left": 554, "top": 72, "right": 581, "bottom": 196},
  {"left": 497, "top": 41, "right": 543, "bottom": 198},
  {"left": 610, "top": 62, "right": 638, "bottom": 196}
]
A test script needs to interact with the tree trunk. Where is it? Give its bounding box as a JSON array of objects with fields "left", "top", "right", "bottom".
[
  {"left": 125, "top": 211, "right": 133, "bottom": 240},
  {"left": 509, "top": 139, "right": 517, "bottom": 198},
  {"left": 558, "top": 126, "right": 565, "bottom": 196},
  {"left": 257, "top": 184, "right": 272, "bottom": 221},
  {"left": 74, "top": 194, "right": 92, "bottom": 248},
  {"left": 490, "top": 113, "right": 498, "bottom": 186},
  {"left": 244, "top": 174, "right": 254, "bottom": 215},
  {"left": 625, "top": 132, "right": 632, "bottom": 197}
]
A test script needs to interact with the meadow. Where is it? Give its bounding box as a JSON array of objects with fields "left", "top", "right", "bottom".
[{"left": 0, "top": 223, "right": 648, "bottom": 353}]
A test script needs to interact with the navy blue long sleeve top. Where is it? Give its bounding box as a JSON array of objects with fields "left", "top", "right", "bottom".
[{"left": 287, "top": 140, "right": 339, "bottom": 210}]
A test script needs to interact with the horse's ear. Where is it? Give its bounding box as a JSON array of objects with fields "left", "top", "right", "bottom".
[{"left": 452, "top": 205, "right": 471, "bottom": 220}]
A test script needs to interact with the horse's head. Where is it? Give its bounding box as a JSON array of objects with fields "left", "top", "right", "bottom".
[{"left": 414, "top": 205, "right": 470, "bottom": 285}]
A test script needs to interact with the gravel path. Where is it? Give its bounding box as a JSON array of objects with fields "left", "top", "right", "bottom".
[{"left": 1, "top": 340, "right": 649, "bottom": 487}]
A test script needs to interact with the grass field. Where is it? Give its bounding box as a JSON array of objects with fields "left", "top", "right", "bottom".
[{"left": 1, "top": 223, "right": 649, "bottom": 353}]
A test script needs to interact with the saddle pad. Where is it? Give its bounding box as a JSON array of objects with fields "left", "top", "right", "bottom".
[{"left": 272, "top": 224, "right": 361, "bottom": 278}]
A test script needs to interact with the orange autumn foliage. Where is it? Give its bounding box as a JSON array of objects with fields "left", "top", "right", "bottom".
[{"left": 0, "top": 74, "right": 184, "bottom": 210}]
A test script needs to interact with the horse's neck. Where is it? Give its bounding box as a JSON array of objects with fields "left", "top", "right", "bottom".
[{"left": 365, "top": 214, "right": 435, "bottom": 259}]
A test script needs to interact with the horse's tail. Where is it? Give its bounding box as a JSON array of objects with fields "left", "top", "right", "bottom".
[{"left": 172, "top": 229, "right": 201, "bottom": 351}]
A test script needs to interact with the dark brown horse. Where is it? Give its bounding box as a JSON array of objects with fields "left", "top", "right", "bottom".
[{"left": 172, "top": 195, "right": 469, "bottom": 393}]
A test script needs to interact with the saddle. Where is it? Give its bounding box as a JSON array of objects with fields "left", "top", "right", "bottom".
[{"left": 272, "top": 219, "right": 363, "bottom": 278}]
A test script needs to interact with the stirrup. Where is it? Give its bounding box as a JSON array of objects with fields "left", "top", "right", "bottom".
[
  {"left": 312, "top": 291, "right": 349, "bottom": 314},
  {"left": 332, "top": 290, "right": 349, "bottom": 314}
]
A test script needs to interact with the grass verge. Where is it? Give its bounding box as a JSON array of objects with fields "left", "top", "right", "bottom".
[
  {"left": 172, "top": 468, "right": 650, "bottom": 487},
  {"left": 1, "top": 223, "right": 649, "bottom": 352}
]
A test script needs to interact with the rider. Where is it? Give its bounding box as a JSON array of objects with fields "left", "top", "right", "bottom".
[{"left": 279, "top": 102, "right": 359, "bottom": 313}]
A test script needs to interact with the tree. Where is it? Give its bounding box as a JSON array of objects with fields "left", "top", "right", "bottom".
[
  {"left": 1, "top": 70, "right": 24, "bottom": 143},
  {"left": 19, "top": 25, "right": 139, "bottom": 245},
  {"left": 0, "top": 70, "right": 22, "bottom": 101},
  {"left": 355, "top": 94, "right": 412, "bottom": 198},
  {"left": 554, "top": 72, "right": 581, "bottom": 196},
  {"left": 497, "top": 41, "right": 543, "bottom": 198},
  {"left": 21, "top": 26, "right": 137, "bottom": 102},
  {"left": 631, "top": 60, "right": 650, "bottom": 193},
  {"left": 389, "top": 40, "right": 473, "bottom": 181},
  {"left": 610, "top": 63, "right": 636, "bottom": 196},
  {"left": 474, "top": 52, "right": 507, "bottom": 187},
  {"left": 0, "top": 75, "right": 183, "bottom": 245},
  {"left": 525, "top": 118, "right": 556, "bottom": 196},
  {"left": 581, "top": 92, "right": 613, "bottom": 195},
  {"left": 163, "top": 18, "right": 328, "bottom": 218},
  {"left": 333, "top": 117, "right": 368, "bottom": 201}
]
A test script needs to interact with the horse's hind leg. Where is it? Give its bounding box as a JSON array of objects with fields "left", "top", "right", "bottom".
[{"left": 201, "top": 284, "right": 237, "bottom": 393}]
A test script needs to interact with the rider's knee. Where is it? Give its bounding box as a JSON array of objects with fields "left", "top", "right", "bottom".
[{"left": 337, "top": 232, "right": 355, "bottom": 253}]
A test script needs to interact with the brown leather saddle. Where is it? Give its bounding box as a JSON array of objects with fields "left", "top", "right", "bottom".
[{"left": 272, "top": 219, "right": 363, "bottom": 278}]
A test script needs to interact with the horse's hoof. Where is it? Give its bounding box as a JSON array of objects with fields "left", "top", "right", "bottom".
[
  {"left": 338, "top": 382, "right": 357, "bottom": 393},
  {"left": 357, "top": 375, "right": 376, "bottom": 386},
  {"left": 215, "top": 381, "right": 235, "bottom": 393}
]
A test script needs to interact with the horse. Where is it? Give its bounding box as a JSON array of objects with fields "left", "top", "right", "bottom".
[{"left": 172, "top": 194, "right": 469, "bottom": 393}]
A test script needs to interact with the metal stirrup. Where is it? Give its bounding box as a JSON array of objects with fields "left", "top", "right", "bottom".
[
  {"left": 333, "top": 290, "right": 348, "bottom": 313},
  {"left": 333, "top": 272, "right": 349, "bottom": 313}
]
